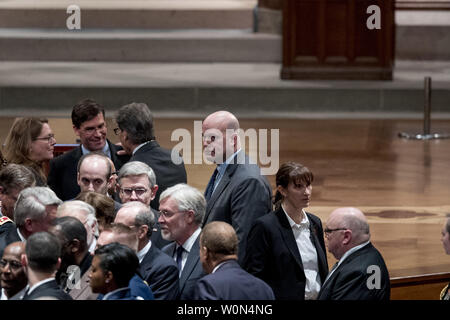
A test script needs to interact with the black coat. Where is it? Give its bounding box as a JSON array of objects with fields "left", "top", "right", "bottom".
[
  {"left": 243, "top": 207, "right": 329, "bottom": 300},
  {"left": 317, "top": 242, "right": 390, "bottom": 300}
]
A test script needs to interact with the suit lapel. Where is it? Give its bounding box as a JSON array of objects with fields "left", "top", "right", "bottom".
[
  {"left": 275, "top": 207, "right": 305, "bottom": 272},
  {"left": 307, "top": 214, "right": 328, "bottom": 281},
  {"left": 179, "top": 235, "right": 200, "bottom": 290},
  {"left": 203, "top": 164, "right": 237, "bottom": 224}
]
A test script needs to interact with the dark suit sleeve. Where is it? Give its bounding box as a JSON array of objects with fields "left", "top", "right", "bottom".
[
  {"left": 329, "top": 269, "right": 375, "bottom": 300},
  {"left": 149, "top": 264, "right": 180, "bottom": 300},
  {"left": 194, "top": 278, "right": 219, "bottom": 300},
  {"left": 230, "top": 178, "right": 272, "bottom": 261},
  {"left": 242, "top": 219, "right": 271, "bottom": 281}
]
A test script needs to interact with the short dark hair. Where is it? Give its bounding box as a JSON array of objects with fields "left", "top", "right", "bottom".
[
  {"left": 94, "top": 242, "right": 138, "bottom": 288},
  {"left": 115, "top": 102, "right": 155, "bottom": 145},
  {"left": 51, "top": 216, "right": 87, "bottom": 251},
  {"left": 274, "top": 162, "right": 314, "bottom": 208},
  {"left": 71, "top": 99, "right": 105, "bottom": 129},
  {"left": 26, "top": 232, "right": 61, "bottom": 273}
]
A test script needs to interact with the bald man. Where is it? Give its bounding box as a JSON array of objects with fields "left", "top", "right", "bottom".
[
  {"left": 195, "top": 222, "right": 274, "bottom": 300},
  {"left": 317, "top": 207, "right": 390, "bottom": 300},
  {"left": 201, "top": 111, "right": 272, "bottom": 263},
  {"left": 114, "top": 202, "right": 179, "bottom": 300},
  {"left": 0, "top": 242, "right": 27, "bottom": 299},
  {"left": 96, "top": 224, "right": 154, "bottom": 300}
]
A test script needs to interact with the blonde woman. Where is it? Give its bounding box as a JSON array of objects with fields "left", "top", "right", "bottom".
[{"left": 3, "top": 118, "right": 56, "bottom": 185}]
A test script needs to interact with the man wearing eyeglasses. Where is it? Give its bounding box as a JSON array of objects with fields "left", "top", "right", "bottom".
[
  {"left": 318, "top": 207, "right": 390, "bottom": 300},
  {"left": 0, "top": 242, "right": 27, "bottom": 300},
  {"left": 117, "top": 161, "right": 169, "bottom": 250},
  {"left": 48, "top": 99, "right": 130, "bottom": 201},
  {"left": 115, "top": 102, "right": 187, "bottom": 210}
]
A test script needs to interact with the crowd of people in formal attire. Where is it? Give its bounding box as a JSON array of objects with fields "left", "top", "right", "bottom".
[{"left": 0, "top": 99, "right": 447, "bottom": 300}]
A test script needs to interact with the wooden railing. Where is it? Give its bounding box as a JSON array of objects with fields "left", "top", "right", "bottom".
[
  {"left": 390, "top": 272, "right": 450, "bottom": 300},
  {"left": 396, "top": 0, "right": 450, "bottom": 10}
]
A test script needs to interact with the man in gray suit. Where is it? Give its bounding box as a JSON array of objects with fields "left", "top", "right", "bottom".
[
  {"left": 201, "top": 111, "right": 272, "bottom": 263},
  {"left": 158, "top": 184, "right": 206, "bottom": 300}
]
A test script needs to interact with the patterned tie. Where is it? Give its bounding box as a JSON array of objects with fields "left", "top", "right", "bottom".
[
  {"left": 176, "top": 245, "right": 185, "bottom": 273},
  {"left": 204, "top": 168, "right": 218, "bottom": 201}
]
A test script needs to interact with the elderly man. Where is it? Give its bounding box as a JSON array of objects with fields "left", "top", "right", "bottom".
[
  {"left": 317, "top": 207, "right": 390, "bottom": 300},
  {"left": 0, "top": 187, "right": 62, "bottom": 258},
  {"left": 48, "top": 99, "right": 129, "bottom": 201},
  {"left": 0, "top": 242, "right": 27, "bottom": 299},
  {"left": 159, "top": 183, "right": 206, "bottom": 300},
  {"left": 96, "top": 224, "right": 154, "bottom": 300},
  {"left": 117, "top": 161, "right": 168, "bottom": 249},
  {"left": 201, "top": 110, "right": 272, "bottom": 263},
  {"left": 115, "top": 102, "right": 187, "bottom": 209},
  {"left": 0, "top": 164, "right": 36, "bottom": 221},
  {"left": 114, "top": 201, "right": 179, "bottom": 300},
  {"left": 195, "top": 221, "right": 275, "bottom": 300},
  {"left": 57, "top": 200, "right": 98, "bottom": 254}
]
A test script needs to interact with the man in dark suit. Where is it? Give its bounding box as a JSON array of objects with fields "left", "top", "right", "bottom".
[
  {"left": 48, "top": 99, "right": 129, "bottom": 201},
  {"left": 195, "top": 221, "right": 274, "bottom": 300},
  {"left": 0, "top": 187, "right": 62, "bottom": 258},
  {"left": 49, "top": 216, "right": 97, "bottom": 300},
  {"left": 159, "top": 184, "right": 206, "bottom": 300},
  {"left": 20, "top": 232, "right": 72, "bottom": 300},
  {"left": 115, "top": 102, "right": 187, "bottom": 209},
  {"left": 317, "top": 207, "right": 390, "bottom": 300},
  {"left": 201, "top": 111, "right": 272, "bottom": 263},
  {"left": 114, "top": 201, "right": 179, "bottom": 300}
]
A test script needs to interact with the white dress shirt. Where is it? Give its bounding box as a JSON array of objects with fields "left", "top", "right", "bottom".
[
  {"left": 174, "top": 228, "right": 201, "bottom": 275},
  {"left": 282, "top": 205, "right": 322, "bottom": 300}
]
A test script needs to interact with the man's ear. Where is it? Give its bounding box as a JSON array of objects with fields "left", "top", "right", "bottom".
[
  {"left": 185, "top": 210, "right": 195, "bottom": 224},
  {"left": 138, "top": 225, "right": 148, "bottom": 240},
  {"left": 24, "top": 218, "right": 33, "bottom": 233},
  {"left": 21, "top": 253, "right": 28, "bottom": 268},
  {"left": 105, "top": 270, "right": 113, "bottom": 284},
  {"left": 55, "top": 257, "right": 61, "bottom": 271},
  {"left": 150, "top": 185, "right": 159, "bottom": 201},
  {"left": 342, "top": 230, "right": 352, "bottom": 245},
  {"left": 73, "top": 125, "right": 81, "bottom": 137}
]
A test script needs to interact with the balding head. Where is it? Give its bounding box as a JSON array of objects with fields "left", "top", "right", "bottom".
[
  {"left": 202, "top": 111, "right": 241, "bottom": 163},
  {"left": 325, "top": 207, "right": 371, "bottom": 260},
  {"left": 97, "top": 224, "right": 139, "bottom": 253},
  {"left": 199, "top": 221, "right": 238, "bottom": 274}
]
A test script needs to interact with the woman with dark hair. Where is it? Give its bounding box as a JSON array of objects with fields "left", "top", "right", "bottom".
[
  {"left": 89, "top": 242, "right": 141, "bottom": 300},
  {"left": 75, "top": 191, "right": 116, "bottom": 233},
  {"left": 243, "top": 162, "right": 328, "bottom": 300},
  {"left": 3, "top": 118, "right": 56, "bottom": 185}
]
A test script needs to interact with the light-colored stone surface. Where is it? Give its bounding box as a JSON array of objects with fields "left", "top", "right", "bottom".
[{"left": 0, "top": 60, "right": 449, "bottom": 117}]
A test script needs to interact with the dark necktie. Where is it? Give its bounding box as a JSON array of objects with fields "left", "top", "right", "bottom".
[
  {"left": 204, "top": 168, "right": 218, "bottom": 201},
  {"left": 176, "top": 245, "right": 184, "bottom": 272}
]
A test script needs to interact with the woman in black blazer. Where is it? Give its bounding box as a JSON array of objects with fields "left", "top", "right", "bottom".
[{"left": 243, "top": 162, "right": 328, "bottom": 300}]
